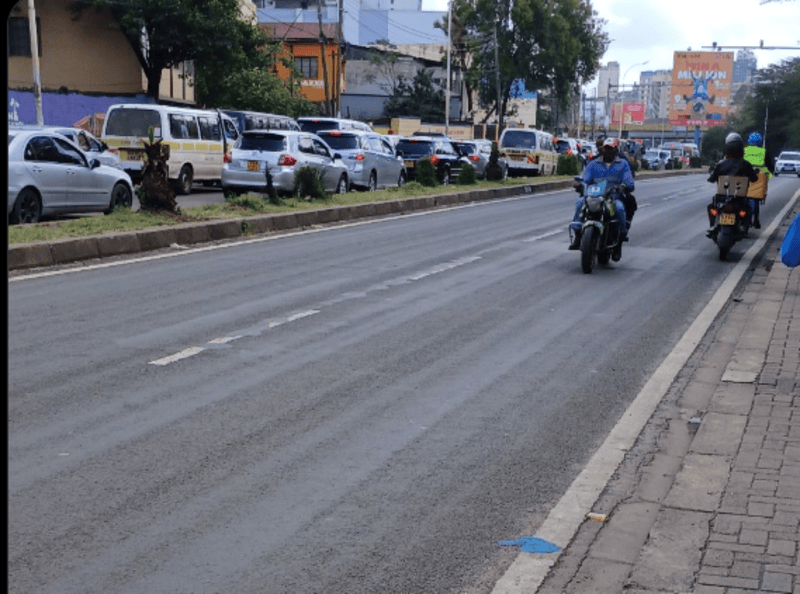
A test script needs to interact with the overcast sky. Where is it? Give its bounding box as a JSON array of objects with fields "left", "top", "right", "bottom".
[{"left": 421, "top": 0, "right": 800, "bottom": 91}]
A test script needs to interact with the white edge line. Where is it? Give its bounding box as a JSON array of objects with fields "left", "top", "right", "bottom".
[{"left": 490, "top": 188, "right": 800, "bottom": 594}]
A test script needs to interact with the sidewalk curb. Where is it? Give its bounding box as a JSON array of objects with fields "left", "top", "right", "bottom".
[{"left": 7, "top": 170, "right": 697, "bottom": 271}]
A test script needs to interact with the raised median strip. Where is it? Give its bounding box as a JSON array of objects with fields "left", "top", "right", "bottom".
[{"left": 8, "top": 170, "right": 694, "bottom": 271}]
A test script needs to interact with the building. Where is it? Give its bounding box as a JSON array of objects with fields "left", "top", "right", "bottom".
[
  {"left": 640, "top": 69, "right": 672, "bottom": 120},
  {"left": 7, "top": 0, "right": 253, "bottom": 129},
  {"left": 596, "top": 61, "right": 620, "bottom": 99},
  {"left": 733, "top": 49, "right": 757, "bottom": 84}
]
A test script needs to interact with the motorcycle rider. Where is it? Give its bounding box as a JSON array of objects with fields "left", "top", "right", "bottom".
[
  {"left": 569, "top": 137, "right": 634, "bottom": 261},
  {"left": 707, "top": 132, "right": 758, "bottom": 238},
  {"left": 743, "top": 131, "right": 774, "bottom": 229}
]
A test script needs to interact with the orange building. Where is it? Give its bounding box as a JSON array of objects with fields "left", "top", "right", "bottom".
[{"left": 261, "top": 22, "right": 344, "bottom": 114}]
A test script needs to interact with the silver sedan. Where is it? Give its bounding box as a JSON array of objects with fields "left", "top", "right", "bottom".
[
  {"left": 222, "top": 130, "right": 349, "bottom": 196},
  {"left": 316, "top": 130, "right": 407, "bottom": 191},
  {"left": 454, "top": 139, "right": 508, "bottom": 180},
  {"left": 8, "top": 129, "right": 134, "bottom": 224}
]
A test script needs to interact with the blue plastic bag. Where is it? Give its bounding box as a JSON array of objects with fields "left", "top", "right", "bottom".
[{"left": 781, "top": 212, "right": 800, "bottom": 268}]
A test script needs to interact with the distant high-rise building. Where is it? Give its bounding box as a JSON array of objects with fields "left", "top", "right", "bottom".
[
  {"left": 597, "top": 61, "right": 619, "bottom": 98},
  {"left": 640, "top": 69, "right": 672, "bottom": 119},
  {"left": 733, "top": 49, "right": 757, "bottom": 84}
]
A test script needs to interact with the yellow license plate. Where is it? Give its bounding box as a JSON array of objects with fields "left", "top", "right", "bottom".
[
  {"left": 121, "top": 150, "right": 143, "bottom": 161},
  {"left": 247, "top": 161, "right": 260, "bottom": 172},
  {"left": 720, "top": 213, "right": 736, "bottom": 225},
  {"left": 404, "top": 160, "right": 415, "bottom": 168}
]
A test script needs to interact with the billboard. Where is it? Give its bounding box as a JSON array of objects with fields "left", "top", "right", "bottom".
[
  {"left": 611, "top": 102, "right": 645, "bottom": 127},
  {"left": 669, "top": 51, "right": 733, "bottom": 127}
]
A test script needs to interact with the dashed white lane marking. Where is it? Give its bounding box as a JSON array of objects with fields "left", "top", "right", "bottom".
[
  {"left": 149, "top": 346, "right": 207, "bottom": 367},
  {"left": 522, "top": 229, "right": 565, "bottom": 243}
]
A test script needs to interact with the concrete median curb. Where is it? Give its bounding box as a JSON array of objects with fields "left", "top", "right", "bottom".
[{"left": 7, "top": 169, "right": 697, "bottom": 271}]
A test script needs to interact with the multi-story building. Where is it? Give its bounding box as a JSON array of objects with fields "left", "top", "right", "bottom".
[
  {"left": 640, "top": 69, "right": 672, "bottom": 120},
  {"left": 733, "top": 49, "right": 757, "bottom": 84},
  {"left": 597, "top": 61, "right": 620, "bottom": 99}
]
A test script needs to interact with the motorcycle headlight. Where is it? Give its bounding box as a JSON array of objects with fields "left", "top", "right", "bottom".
[{"left": 586, "top": 196, "right": 604, "bottom": 214}]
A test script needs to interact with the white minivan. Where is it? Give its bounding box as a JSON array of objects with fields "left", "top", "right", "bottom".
[{"left": 101, "top": 104, "right": 240, "bottom": 194}]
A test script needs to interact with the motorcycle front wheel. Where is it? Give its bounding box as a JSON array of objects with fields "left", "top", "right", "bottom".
[{"left": 580, "top": 225, "right": 597, "bottom": 274}]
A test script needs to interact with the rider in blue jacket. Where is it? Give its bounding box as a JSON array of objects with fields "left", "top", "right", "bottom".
[{"left": 569, "top": 137, "right": 635, "bottom": 260}]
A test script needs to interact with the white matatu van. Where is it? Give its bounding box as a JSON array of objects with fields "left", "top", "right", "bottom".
[{"left": 101, "top": 104, "right": 240, "bottom": 194}]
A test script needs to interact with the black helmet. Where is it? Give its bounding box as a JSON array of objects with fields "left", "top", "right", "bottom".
[{"left": 724, "top": 132, "right": 744, "bottom": 156}]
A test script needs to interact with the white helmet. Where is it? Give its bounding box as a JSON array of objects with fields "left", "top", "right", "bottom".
[{"left": 725, "top": 132, "right": 742, "bottom": 144}]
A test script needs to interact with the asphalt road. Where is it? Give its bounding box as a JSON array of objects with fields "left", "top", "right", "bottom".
[{"left": 9, "top": 174, "right": 800, "bottom": 594}]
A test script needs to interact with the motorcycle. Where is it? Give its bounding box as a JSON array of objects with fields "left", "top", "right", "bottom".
[
  {"left": 707, "top": 175, "right": 752, "bottom": 260},
  {"left": 570, "top": 177, "right": 626, "bottom": 274}
]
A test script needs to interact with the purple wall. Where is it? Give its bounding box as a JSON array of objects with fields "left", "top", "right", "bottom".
[{"left": 8, "top": 90, "right": 155, "bottom": 131}]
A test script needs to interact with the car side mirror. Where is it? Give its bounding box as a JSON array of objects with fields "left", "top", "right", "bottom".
[
  {"left": 333, "top": 152, "right": 342, "bottom": 160},
  {"left": 101, "top": 141, "right": 110, "bottom": 151},
  {"left": 90, "top": 158, "right": 102, "bottom": 169},
  {"left": 396, "top": 150, "right": 404, "bottom": 158}
]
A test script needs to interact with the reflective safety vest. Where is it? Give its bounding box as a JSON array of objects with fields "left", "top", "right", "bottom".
[{"left": 744, "top": 145, "right": 766, "bottom": 167}]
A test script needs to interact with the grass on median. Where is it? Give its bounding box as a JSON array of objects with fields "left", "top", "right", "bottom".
[{"left": 7, "top": 176, "right": 570, "bottom": 245}]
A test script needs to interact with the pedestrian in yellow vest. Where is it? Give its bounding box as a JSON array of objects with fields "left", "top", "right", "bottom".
[{"left": 744, "top": 131, "right": 774, "bottom": 228}]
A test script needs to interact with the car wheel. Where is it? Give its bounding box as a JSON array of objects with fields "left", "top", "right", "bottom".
[
  {"left": 12, "top": 188, "right": 42, "bottom": 224},
  {"left": 397, "top": 170, "right": 407, "bottom": 187},
  {"left": 105, "top": 182, "right": 133, "bottom": 214},
  {"left": 368, "top": 171, "right": 377, "bottom": 191},
  {"left": 336, "top": 174, "right": 348, "bottom": 194},
  {"left": 176, "top": 165, "right": 193, "bottom": 195}
]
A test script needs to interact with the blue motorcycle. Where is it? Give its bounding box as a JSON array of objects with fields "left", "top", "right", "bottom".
[{"left": 571, "top": 178, "right": 626, "bottom": 274}]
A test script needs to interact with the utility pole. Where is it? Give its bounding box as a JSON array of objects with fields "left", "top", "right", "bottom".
[
  {"left": 493, "top": 18, "right": 501, "bottom": 140},
  {"left": 337, "top": 0, "right": 343, "bottom": 117},
  {"left": 318, "top": 0, "right": 331, "bottom": 116},
  {"left": 28, "top": 0, "right": 43, "bottom": 125},
  {"left": 445, "top": 0, "right": 451, "bottom": 135}
]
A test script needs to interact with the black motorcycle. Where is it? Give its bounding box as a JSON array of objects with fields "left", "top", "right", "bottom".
[
  {"left": 571, "top": 178, "right": 626, "bottom": 274},
  {"left": 707, "top": 175, "right": 752, "bottom": 260}
]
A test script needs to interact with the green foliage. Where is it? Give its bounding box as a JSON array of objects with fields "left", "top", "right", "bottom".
[
  {"left": 641, "top": 158, "right": 652, "bottom": 171},
  {"left": 383, "top": 70, "right": 446, "bottom": 120},
  {"left": 556, "top": 154, "right": 581, "bottom": 176},
  {"left": 415, "top": 158, "right": 439, "bottom": 187},
  {"left": 293, "top": 166, "right": 328, "bottom": 200},
  {"left": 730, "top": 58, "right": 800, "bottom": 155},
  {"left": 689, "top": 156, "right": 701, "bottom": 169},
  {"left": 485, "top": 141, "right": 505, "bottom": 180},
  {"left": 457, "top": 163, "right": 478, "bottom": 185}
]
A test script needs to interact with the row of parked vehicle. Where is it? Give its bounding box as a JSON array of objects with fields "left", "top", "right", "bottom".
[{"left": 8, "top": 101, "right": 578, "bottom": 224}]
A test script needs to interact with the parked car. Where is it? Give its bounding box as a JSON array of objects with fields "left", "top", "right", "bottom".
[
  {"left": 316, "top": 130, "right": 407, "bottom": 190},
  {"left": 9, "top": 124, "right": 123, "bottom": 170},
  {"left": 774, "top": 151, "right": 800, "bottom": 176},
  {"left": 8, "top": 128, "right": 134, "bottom": 224},
  {"left": 296, "top": 117, "right": 372, "bottom": 134},
  {"left": 498, "top": 128, "right": 558, "bottom": 176},
  {"left": 643, "top": 148, "right": 671, "bottom": 170},
  {"left": 221, "top": 130, "right": 349, "bottom": 196},
  {"left": 453, "top": 139, "right": 508, "bottom": 180},
  {"left": 394, "top": 135, "right": 464, "bottom": 184}
]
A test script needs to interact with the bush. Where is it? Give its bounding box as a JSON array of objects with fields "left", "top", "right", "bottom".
[
  {"left": 416, "top": 158, "right": 439, "bottom": 187},
  {"left": 457, "top": 163, "right": 477, "bottom": 185},
  {"left": 674, "top": 159, "right": 683, "bottom": 170},
  {"left": 556, "top": 154, "right": 581, "bottom": 176},
  {"left": 689, "top": 156, "right": 701, "bottom": 169},
  {"left": 485, "top": 141, "right": 505, "bottom": 180},
  {"left": 641, "top": 158, "right": 652, "bottom": 171},
  {"left": 293, "top": 166, "right": 327, "bottom": 200}
]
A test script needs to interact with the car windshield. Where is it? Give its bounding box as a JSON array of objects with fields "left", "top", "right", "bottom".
[
  {"left": 779, "top": 152, "right": 800, "bottom": 160},
  {"left": 104, "top": 108, "right": 161, "bottom": 137},
  {"left": 298, "top": 120, "right": 338, "bottom": 134},
  {"left": 396, "top": 139, "right": 434, "bottom": 157},
  {"left": 455, "top": 143, "right": 476, "bottom": 155},
  {"left": 319, "top": 134, "right": 359, "bottom": 150},
  {"left": 500, "top": 131, "right": 537, "bottom": 149},
  {"left": 238, "top": 133, "right": 286, "bottom": 152},
  {"left": 555, "top": 140, "right": 572, "bottom": 153}
]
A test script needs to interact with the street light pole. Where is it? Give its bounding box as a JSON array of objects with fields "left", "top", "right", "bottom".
[{"left": 618, "top": 60, "right": 648, "bottom": 140}]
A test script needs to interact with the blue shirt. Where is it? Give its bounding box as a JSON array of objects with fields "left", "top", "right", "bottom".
[{"left": 582, "top": 156, "right": 635, "bottom": 191}]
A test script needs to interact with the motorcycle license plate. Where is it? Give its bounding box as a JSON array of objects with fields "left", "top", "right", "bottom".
[{"left": 720, "top": 213, "right": 736, "bottom": 225}]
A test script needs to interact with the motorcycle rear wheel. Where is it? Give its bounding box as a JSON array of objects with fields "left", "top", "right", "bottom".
[
  {"left": 580, "top": 226, "right": 597, "bottom": 274},
  {"left": 717, "top": 227, "right": 733, "bottom": 261}
]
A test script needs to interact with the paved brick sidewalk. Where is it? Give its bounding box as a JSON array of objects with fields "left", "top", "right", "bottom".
[{"left": 537, "top": 208, "right": 800, "bottom": 594}]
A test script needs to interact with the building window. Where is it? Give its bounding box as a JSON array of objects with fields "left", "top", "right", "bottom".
[
  {"left": 295, "top": 57, "right": 318, "bottom": 79},
  {"left": 8, "top": 17, "right": 42, "bottom": 57}
]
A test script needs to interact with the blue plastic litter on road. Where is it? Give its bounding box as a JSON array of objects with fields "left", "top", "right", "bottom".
[{"left": 498, "top": 537, "right": 561, "bottom": 554}]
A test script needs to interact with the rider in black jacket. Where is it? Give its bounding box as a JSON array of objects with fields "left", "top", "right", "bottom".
[{"left": 707, "top": 133, "right": 759, "bottom": 235}]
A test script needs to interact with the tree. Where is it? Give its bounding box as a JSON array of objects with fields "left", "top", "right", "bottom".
[
  {"left": 453, "top": 0, "right": 608, "bottom": 128},
  {"left": 383, "top": 69, "right": 446, "bottom": 120},
  {"left": 730, "top": 57, "right": 800, "bottom": 156}
]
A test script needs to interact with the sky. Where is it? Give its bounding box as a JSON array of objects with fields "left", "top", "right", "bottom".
[{"left": 421, "top": 0, "right": 800, "bottom": 92}]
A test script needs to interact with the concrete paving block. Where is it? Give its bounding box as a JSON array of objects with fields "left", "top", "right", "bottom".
[
  {"left": 350, "top": 203, "right": 377, "bottom": 220},
  {"left": 665, "top": 453, "right": 730, "bottom": 512},
  {"left": 136, "top": 227, "right": 177, "bottom": 252},
  {"left": 270, "top": 213, "right": 298, "bottom": 230},
  {"left": 710, "top": 383, "right": 756, "bottom": 415},
  {"left": 690, "top": 412, "right": 747, "bottom": 456},
  {"left": 590, "top": 502, "right": 662, "bottom": 563},
  {"left": 96, "top": 233, "right": 141, "bottom": 257},
  {"left": 315, "top": 207, "right": 340, "bottom": 224},
  {"left": 7, "top": 243, "right": 54, "bottom": 270},
  {"left": 626, "top": 509, "right": 712, "bottom": 592},
  {"left": 171, "top": 223, "right": 210, "bottom": 246},
  {"left": 50, "top": 237, "right": 100, "bottom": 264},
  {"left": 206, "top": 220, "right": 242, "bottom": 241},
  {"left": 244, "top": 215, "right": 274, "bottom": 235}
]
